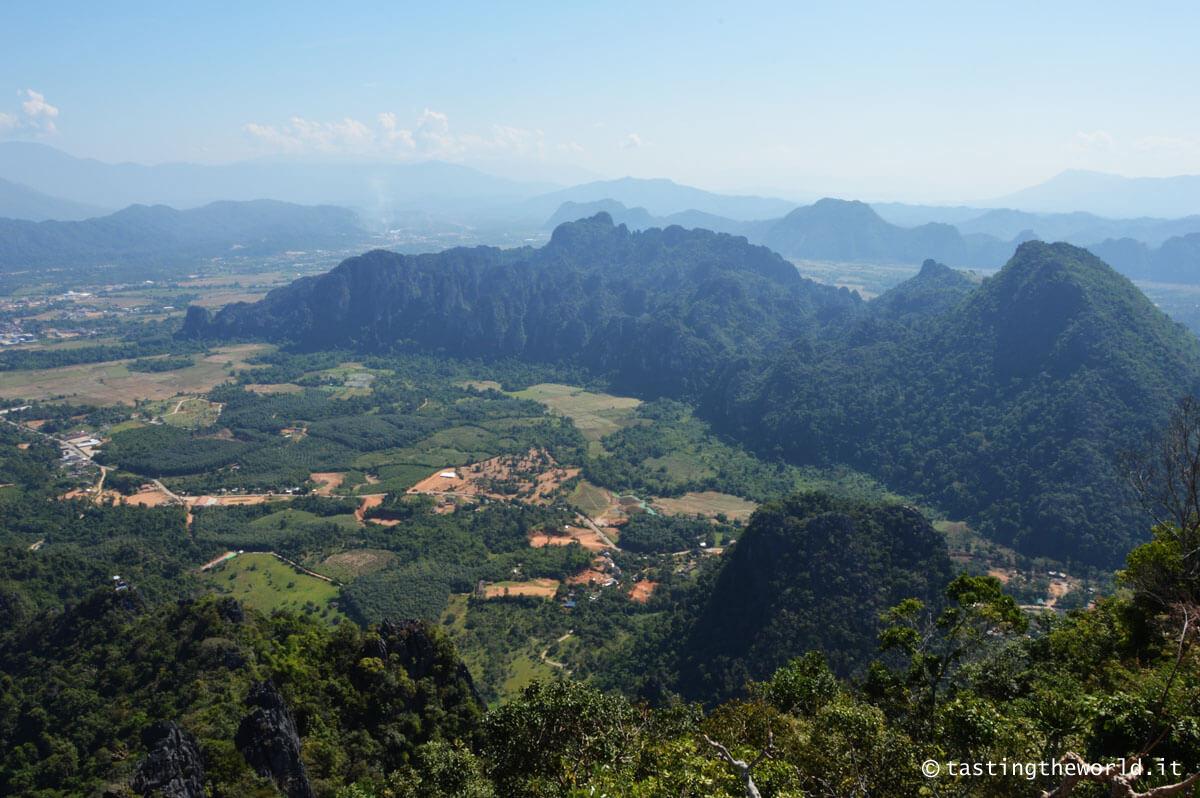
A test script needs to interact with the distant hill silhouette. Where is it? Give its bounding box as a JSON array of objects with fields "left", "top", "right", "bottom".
[
  {"left": 988, "top": 169, "right": 1200, "bottom": 218},
  {"left": 0, "top": 177, "right": 109, "bottom": 222},
  {"left": 524, "top": 176, "right": 797, "bottom": 221},
  {"left": 1090, "top": 233, "right": 1200, "bottom": 282},
  {"left": 0, "top": 199, "right": 366, "bottom": 270}
]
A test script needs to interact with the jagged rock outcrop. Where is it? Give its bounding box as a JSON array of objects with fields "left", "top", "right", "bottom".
[
  {"left": 235, "top": 681, "right": 313, "bottom": 798},
  {"left": 130, "top": 721, "right": 205, "bottom": 798},
  {"left": 371, "top": 619, "right": 484, "bottom": 707}
]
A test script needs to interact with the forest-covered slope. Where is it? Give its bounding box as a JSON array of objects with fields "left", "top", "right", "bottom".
[{"left": 712, "top": 241, "right": 1200, "bottom": 564}]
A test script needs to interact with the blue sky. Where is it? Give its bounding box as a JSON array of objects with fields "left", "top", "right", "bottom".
[{"left": 2, "top": 0, "right": 1198, "bottom": 201}]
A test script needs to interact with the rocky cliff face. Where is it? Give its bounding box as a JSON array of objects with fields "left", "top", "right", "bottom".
[
  {"left": 235, "top": 681, "right": 314, "bottom": 798},
  {"left": 130, "top": 721, "right": 205, "bottom": 798},
  {"left": 179, "top": 215, "right": 862, "bottom": 399}
]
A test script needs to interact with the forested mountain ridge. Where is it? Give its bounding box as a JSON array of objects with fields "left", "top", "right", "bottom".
[
  {"left": 183, "top": 213, "right": 863, "bottom": 397},
  {"left": 0, "top": 589, "right": 483, "bottom": 796},
  {"left": 711, "top": 241, "right": 1200, "bottom": 565},
  {"left": 182, "top": 227, "right": 1200, "bottom": 566}
]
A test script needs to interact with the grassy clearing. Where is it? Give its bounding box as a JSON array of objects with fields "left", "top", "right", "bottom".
[
  {"left": 249, "top": 508, "right": 360, "bottom": 533},
  {"left": 201, "top": 552, "right": 344, "bottom": 623},
  {"left": 644, "top": 452, "right": 717, "bottom": 483},
  {"left": 510, "top": 383, "right": 640, "bottom": 452},
  {"left": 142, "top": 396, "right": 222, "bottom": 429},
  {"left": 567, "top": 479, "right": 612, "bottom": 518},
  {"left": 501, "top": 650, "right": 559, "bottom": 696}
]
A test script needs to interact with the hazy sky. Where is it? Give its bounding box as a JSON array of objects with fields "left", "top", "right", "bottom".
[{"left": 2, "top": 0, "right": 1198, "bottom": 202}]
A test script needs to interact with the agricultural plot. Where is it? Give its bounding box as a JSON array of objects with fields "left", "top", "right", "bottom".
[
  {"left": 653, "top": 491, "right": 758, "bottom": 522},
  {"left": 481, "top": 578, "right": 560, "bottom": 599},
  {"left": 244, "top": 383, "right": 303, "bottom": 395},
  {"left": 0, "top": 343, "right": 269, "bottom": 404},
  {"left": 316, "top": 548, "right": 398, "bottom": 582}
]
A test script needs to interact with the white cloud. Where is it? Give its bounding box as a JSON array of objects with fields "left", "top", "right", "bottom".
[
  {"left": 243, "top": 115, "right": 377, "bottom": 155},
  {"left": 621, "top": 132, "right": 643, "bottom": 149},
  {"left": 244, "top": 109, "right": 557, "bottom": 163},
  {"left": 1073, "top": 129, "right": 1113, "bottom": 150},
  {"left": 0, "top": 89, "right": 60, "bottom": 137},
  {"left": 377, "top": 111, "right": 415, "bottom": 149}
]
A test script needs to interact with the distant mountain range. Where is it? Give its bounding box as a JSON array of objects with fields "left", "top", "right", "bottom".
[
  {"left": 523, "top": 177, "right": 797, "bottom": 221},
  {"left": 0, "top": 141, "right": 556, "bottom": 221},
  {"left": 986, "top": 169, "right": 1200, "bottom": 218},
  {"left": 758, "top": 199, "right": 1023, "bottom": 267},
  {"left": 545, "top": 198, "right": 1025, "bottom": 268},
  {"left": 1090, "top": 234, "right": 1200, "bottom": 282},
  {"left": 0, "top": 199, "right": 367, "bottom": 272},
  {"left": 545, "top": 197, "right": 1200, "bottom": 281},
  {"left": 0, "top": 177, "right": 109, "bottom": 222},
  {"left": 1, "top": 143, "right": 1198, "bottom": 281}
]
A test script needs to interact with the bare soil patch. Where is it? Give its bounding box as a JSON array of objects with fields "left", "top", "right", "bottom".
[
  {"left": 123, "top": 488, "right": 174, "bottom": 507},
  {"left": 310, "top": 471, "right": 346, "bottom": 496},
  {"left": 629, "top": 579, "right": 658, "bottom": 603},
  {"left": 355, "top": 493, "right": 385, "bottom": 523},
  {"left": 408, "top": 448, "right": 578, "bottom": 505},
  {"left": 188, "top": 493, "right": 294, "bottom": 507},
  {"left": 482, "top": 578, "right": 560, "bottom": 599},
  {"left": 530, "top": 523, "right": 612, "bottom": 552}
]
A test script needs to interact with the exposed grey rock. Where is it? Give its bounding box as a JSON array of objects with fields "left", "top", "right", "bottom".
[
  {"left": 235, "top": 680, "right": 313, "bottom": 798},
  {"left": 130, "top": 721, "right": 205, "bottom": 798}
]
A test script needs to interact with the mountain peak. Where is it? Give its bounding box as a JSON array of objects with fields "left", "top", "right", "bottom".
[
  {"left": 969, "top": 239, "right": 1199, "bottom": 380},
  {"left": 872, "top": 259, "right": 976, "bottom": 319},
  {"left": 918, "top": 258, "right": 954, "bottom": 277}
]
